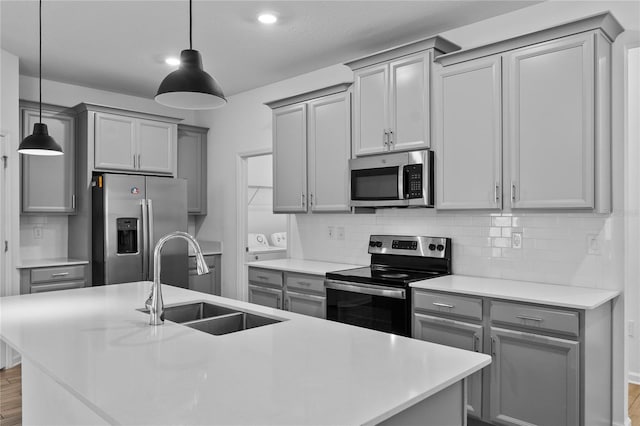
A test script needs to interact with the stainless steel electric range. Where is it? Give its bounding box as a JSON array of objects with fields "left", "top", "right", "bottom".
[{"left": 325, "top": 235, "right": 452, "bottom": 337}]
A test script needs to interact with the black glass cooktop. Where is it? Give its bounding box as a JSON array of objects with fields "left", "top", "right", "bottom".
[{"left": 326, "top": 266, "right": 447, "bottom": 287}]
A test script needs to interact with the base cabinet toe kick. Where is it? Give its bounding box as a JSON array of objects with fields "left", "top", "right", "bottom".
[{"left": 412, "top": 288, "right": 613, "bottom": 426}]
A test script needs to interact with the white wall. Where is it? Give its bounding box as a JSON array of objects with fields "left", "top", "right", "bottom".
[
  {"left": 17, "top": 76, "right": 201, "bottom": 261},
  {"left": 194, "top": 63, "right": 353, "bottom": 299},
  {"left": 196, "top": 2, "right": 638, "bottom": 424},
  {"left": 626, "top": 44, "right": 640, "bottom": 384},
  {"left": 1, "top": 49, "right": 22, "bottom": 368}
]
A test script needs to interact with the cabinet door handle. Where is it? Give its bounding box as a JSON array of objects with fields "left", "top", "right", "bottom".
[
  {"left": 511, "top": 182, "right": 516, "bottom": 203},
  {"left": 51, "top": 272, "right": 70, "bottom": 278},
  {"left": 491, "top": 336, "right": 496, "bottom": 356},
  {"left": 137, "top": 154, "right": 141, "bottom": 169},
  {"left": 432, "top": 302, "right": 455, "bottom": 309},
  {"left": 284, "top": 298, "right": 289, "bottom": 311},
  {"left": 495, "top": 184, "right": 500, "bottom": 203},
  {"left": 256, "top": 275, "right": 270, "bottom": 281},
  {"left": 71, "top": 194, "right": 76, "bottom": 210},
  {"left": 516, "top": 315, "right": 543, "bottom": 322},
  {"left": 297, "top": 281, "right": 311, "bottom": 286},
  {"left": 473, "top": 335, "right": 480, "bottom": 352},
  {"left": 133, "top": 154, "right": 136, "bottom": 168}
]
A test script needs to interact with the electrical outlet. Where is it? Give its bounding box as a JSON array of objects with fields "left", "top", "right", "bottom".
[
  {"left": 33, "top": 226, "right": 43, "bottom": 240},
  {"left": 587, "top": 234, "right": 601, "bottom": 255},
  {"left": 512, "top": 232, "right": 522, "bottom": 249},
  {"left": 629, "top": 320, "right": 636, "bottom": 338},
  {"left": 337, "top": 227, "right": 345, "bottom": 240},
  {"left": 327, "top": 226, "right": 335, "bottom": 240}
]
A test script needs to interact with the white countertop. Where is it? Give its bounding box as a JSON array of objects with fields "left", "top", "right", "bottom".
[
  {"left": 411, "top": 275, "right": 619, "bottom": 310},
  {"left": 247, "top": 258, "right": 363, "bottom": 275},
  {"left": 16, "top": 258, "right": 89, "bottom": 269},
  {"left": 0, "top": 282, "right": 489, "bottom": 425}
]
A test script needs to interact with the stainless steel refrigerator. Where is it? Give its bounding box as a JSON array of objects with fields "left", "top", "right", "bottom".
[{"left": 92, "top": 173, "right": 188, "bottom": 287}]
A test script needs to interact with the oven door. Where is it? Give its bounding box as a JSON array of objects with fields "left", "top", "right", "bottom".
[{"left": 325, "top": 279, "right": 410, "bottom": 336}]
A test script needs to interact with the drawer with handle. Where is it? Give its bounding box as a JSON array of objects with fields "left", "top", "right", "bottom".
[
  {"left": 285, "top": 272, "right": 325, "bottom": 294},
  {"left": 413, "top": 290, "right": 483, "bottom": 321},
  {"left": 31, "top": 280, "right": 85, "bottom": 293},
  {"left": 248, "top": 267, "right": 283, "bottom": 288},
  {"left": 31, "top": 265, "right": 86, "bottom": 284},
  {"left": 490, "top": 300, "right": 579, "bottom": 337}
]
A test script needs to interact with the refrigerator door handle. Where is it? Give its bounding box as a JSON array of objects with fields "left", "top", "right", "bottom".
[
  {"left": 147, "top": 199, "right": 155, "bottom": 281},
  {"left": 141, "top": 199, "right": 149, "bottom": 281}
]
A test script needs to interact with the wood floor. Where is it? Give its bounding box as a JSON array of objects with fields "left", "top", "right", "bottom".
[
  {"left": 0, "top": 365, "right": 21, "bottom": 426},
  {"left": 0, "top": 364, "right": 639, "bottom": 425}
]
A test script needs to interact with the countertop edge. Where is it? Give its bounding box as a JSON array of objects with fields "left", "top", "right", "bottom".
[
  {"left": 16, "top": 259, "right": 89, "bottom": 269},
  {"left": 410, "top": 275, "right": 620, "bottom": 310}
]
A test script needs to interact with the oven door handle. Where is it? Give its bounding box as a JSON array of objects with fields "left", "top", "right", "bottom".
[{"left": 325, "top": 280, "right": 406, "bottom": 300}]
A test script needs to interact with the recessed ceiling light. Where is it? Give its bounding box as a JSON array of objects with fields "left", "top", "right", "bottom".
[
  {"left": 258, "top": 13, "right": 277, "bottom": 25},
  {"left": 165, "top": 57, "right": 180, "bottom": 66}
]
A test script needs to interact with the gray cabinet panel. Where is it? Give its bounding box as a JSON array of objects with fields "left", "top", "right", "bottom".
[
  {"left": 188, "top": 254, "right": 220, "bottom": 295},
  {"left": 178, "top": 125, "right": 208, "bottom": 214},
  {"left": 489, "top": 327, "right": 579, "bottom": 426},
  {"left": 285, "top": 291, "right": 325, "bottom": 319},
  {"left": 21, "top": 105, "right": 76, "bottom": 214},
  {"left": 248, "top": 284, "right": 282, "bottom": 309},
  {"left": 414, "top": 313, "right": 483, "bottom": 418}
]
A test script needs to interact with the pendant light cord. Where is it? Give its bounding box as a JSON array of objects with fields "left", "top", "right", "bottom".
[
  {"left": 189, "top": 0, "right": 192, "bottom": 50},
  {"left": 39, "top": 0, "right": 42, "bottom": 122}
]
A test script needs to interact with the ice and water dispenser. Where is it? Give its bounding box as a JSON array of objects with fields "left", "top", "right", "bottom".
[{"left": 116, "top": 218, "right": 138, "bottom": 254}]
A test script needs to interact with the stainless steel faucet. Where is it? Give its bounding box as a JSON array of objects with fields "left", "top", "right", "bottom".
[{"left": 147, "top": 231, "right": 210, "bottom": 326}]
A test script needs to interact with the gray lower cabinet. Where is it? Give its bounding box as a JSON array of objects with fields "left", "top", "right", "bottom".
[
  {"left": 20, "top": 264, "right": 87, "bottom": 294},
  {"left": 177, "top": 125, "right": 208, "bottom": 215},
  {"left": 412, "top": 289, "right": 612, "bottom": 426},
  {"left": 489, "top": 327, "right": 579, "bottom": 426},
  {"left": 414, "top": 313, "right": 483, "bottom": 418},
  {"left": 20, "top": 101, "right": 76, "bottom": 214},
  {"left": 247, "top": 267, "right": 326, "bottom": 318},
  {"left": 188, "top": 254, "right": 220, "bottom": 295}
]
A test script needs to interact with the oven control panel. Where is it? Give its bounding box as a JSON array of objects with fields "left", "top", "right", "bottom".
[{"left": 368, "top": 235, "right": 450, "bottom": 258}]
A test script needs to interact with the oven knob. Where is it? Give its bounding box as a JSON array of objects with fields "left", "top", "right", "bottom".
[
  {"left": 428, "top": 244, "right": 436, "bottom": 251},
  {"left": 437, "top": 244, "right": 445, "bottom": 252},
  {"left": 375, "top": 241, "right": 383, "bottom": 247},
  {"left": 369, "top": 241, "right": 376, "bottom": 247}
]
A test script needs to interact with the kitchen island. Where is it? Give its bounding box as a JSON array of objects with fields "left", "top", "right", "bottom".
[{"left": 0, "top": 282, "right": 490, "bottom": 425}]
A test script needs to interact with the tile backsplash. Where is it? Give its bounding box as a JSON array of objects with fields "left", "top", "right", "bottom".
[
  {"left": 292, "top": 209, "right": 616, "bottom": 289},
  {"left": 20, "top": 216, "right": 68, "bottom": 262}
]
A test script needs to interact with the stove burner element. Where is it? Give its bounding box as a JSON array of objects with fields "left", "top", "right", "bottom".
[{"left": 380, "top": 272, "right": 410, "bottom": 279}]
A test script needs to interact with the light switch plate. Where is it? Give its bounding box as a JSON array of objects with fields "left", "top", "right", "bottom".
[
  {"left": 512, "top": 232, "right": 522, "bottom": 249},
  {"left": 587, "top": 234, "right": 601, "bottom": 255}
]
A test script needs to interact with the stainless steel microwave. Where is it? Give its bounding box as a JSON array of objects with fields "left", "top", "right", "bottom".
[{"left": 349, "top": 150, "right": 434, "bottom": 208}]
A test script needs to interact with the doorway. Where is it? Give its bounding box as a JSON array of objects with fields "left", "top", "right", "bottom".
[
  {"left": 236, "top": 149, "right": 288, "bottom": 301},
  {"left": 246, "top": 154, "right": 287, "bottom": 261}
]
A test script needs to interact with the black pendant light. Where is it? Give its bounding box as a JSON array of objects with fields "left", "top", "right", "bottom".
[
  {"left": 155, "top": 0, "right": 227, "bottom": 109},
  {"left": 18, "top": 0, "right": 63, "bottom": 156}
]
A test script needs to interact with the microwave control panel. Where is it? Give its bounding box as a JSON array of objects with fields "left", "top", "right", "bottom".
[{"left": 403, "top": 164, "right": 423, "bottom": 199}]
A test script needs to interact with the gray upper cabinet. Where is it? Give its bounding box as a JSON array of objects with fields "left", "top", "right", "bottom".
[
  {"left": 346, "top": 36, "right": 460, "bottom": 157},
  {"left": 86, "top": 105, "right": 179, "bottom": 176},
  {"left": 20, "top": 102, "right": 76, "bottom": 214},
  {"left": 507, "top": 33, "right": 595, "bottom": 209},
  {"left": 177, "top": 125, "right": 208, "bottom": 215},
  {"left": 267, "top": 83, "right": 352, "bottom": 214},
  {"left": 434, "top": 56, "right": 502, "bottom": 210},
  {"left": 434, "top": 13, "right": 623, "bottom": 212},
  {"left": 272, "top": 103, "right": 307, "bottom": 213}
]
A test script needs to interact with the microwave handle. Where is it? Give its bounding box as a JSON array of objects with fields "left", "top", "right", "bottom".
[{"left": 398, "top": 164, "right": 406, "bottom": 199}]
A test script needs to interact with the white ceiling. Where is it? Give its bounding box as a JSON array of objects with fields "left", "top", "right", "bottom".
[{"left": 1, "top": 1, "right": 540, "bottom": 99}]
